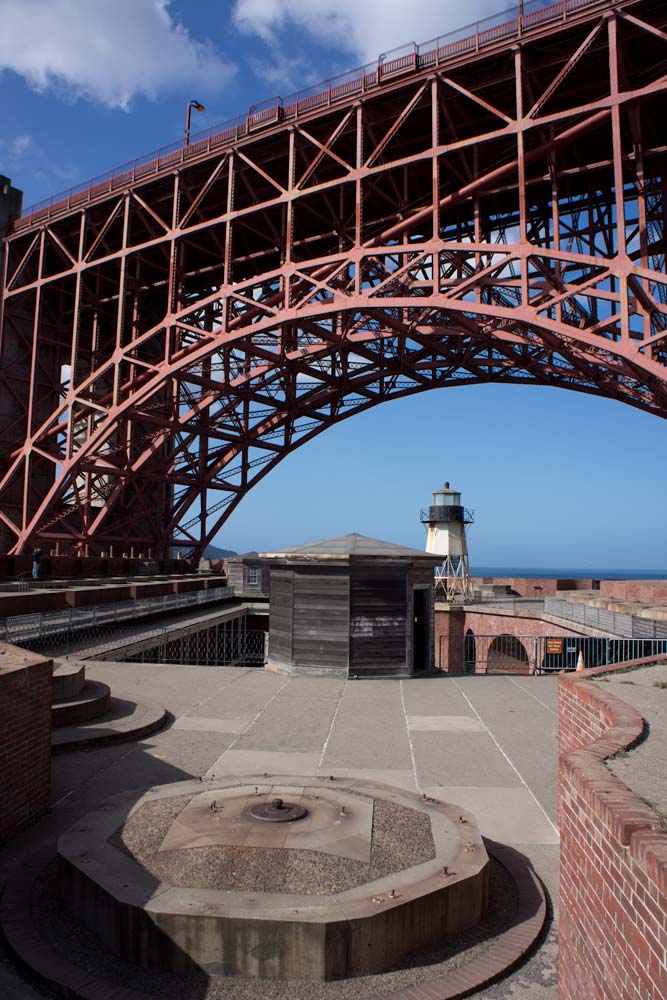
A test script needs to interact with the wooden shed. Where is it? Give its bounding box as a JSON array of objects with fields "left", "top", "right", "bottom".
[
  {"left": 226, "top": 552, "right": 270, "bottom": 597},
  {"left": 261, "top": 533, "right": 440, "bottom": 678}
]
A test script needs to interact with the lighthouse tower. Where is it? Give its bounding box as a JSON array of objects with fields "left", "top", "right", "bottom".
[{"left": 420, "top": 482, "right": 474, "bottom": 602}]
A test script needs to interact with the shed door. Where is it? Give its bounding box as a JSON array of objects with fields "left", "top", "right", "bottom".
[{"left": 412, "top": 587, "right": 430, "bottom": 672}]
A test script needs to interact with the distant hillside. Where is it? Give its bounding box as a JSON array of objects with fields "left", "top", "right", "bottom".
[{"left": 205, "top": 544, "right": 238, "bottom": 559}]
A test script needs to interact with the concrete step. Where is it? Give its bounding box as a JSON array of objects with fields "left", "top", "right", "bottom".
[
  {"left": 52, "top": 660, "right": 86, "bottom": 701},
  {"left": 51, "top": 679, "right": 110, "bottom": 728},
  {"left": 51, "top": 692, "right": 167, "bottom": 752}
]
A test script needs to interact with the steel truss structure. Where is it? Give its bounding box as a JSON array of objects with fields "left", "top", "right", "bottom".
[{"left": 0, "top": 0, "right": 666, "bottom": 556}]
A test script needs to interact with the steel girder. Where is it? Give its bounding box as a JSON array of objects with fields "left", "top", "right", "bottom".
[{"left": 0, "top": 0, "right": 666, "bottom": 556}]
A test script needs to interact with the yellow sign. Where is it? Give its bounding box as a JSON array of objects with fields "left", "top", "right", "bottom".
[{"left": 546, "top": 638, "right": 563, "bottom": 655}]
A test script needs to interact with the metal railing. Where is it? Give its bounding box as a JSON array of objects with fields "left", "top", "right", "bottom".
[
  {"left": 466, "top": 597, "right": 546, "bottom": 611},
  {"left": 14, "top": 0, "right": 616, "bottom": 230},
  {"left": 534, "top": 636, "right": 667, "bottom": 673},
  {"left": 0, "top": 585, "right": 231, "bottom": 649},
  {"left": 125, "top": 628, "right": 268, "bottom": 668},
  {"left": 438, "top": 633, "right": 667, "bottom": 673},
  {"left": 9, "top": 611, "right": 267, "bottom": 666},
  {"left": 544, "top": 598, "right": 667, "bottom": 639}
]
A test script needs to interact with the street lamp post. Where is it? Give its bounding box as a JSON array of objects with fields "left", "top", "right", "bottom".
[{"left": 184, "top": 99, "right": 205, "bottom": 147}]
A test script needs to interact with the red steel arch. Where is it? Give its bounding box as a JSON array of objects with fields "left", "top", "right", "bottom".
[{"left": 0, "top": 0, "right": 666, "bottom": 556}]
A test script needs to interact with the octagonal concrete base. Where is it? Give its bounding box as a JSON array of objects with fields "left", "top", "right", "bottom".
[{"left": 57, "top": 775, "right": 489, "bottom": 982}]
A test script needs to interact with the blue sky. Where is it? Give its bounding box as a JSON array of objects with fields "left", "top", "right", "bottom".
[{"left": 1, "top": 1, "right": 665, "bottom": 570}]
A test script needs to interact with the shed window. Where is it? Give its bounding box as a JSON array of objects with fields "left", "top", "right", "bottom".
[{"left": 247, "top": 567, "right": 261, "bottom": 586}]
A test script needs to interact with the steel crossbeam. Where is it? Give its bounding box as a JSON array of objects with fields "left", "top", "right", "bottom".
[{"left": 0, "top": 0, "right": 665, "bottom": 556}]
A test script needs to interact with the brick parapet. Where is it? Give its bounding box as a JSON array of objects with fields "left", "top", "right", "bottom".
[
  {"left": 0, "top": 643, "right": 53, "bottom": 844},
  {"left": 558, "top": 655, "right": 667, "bottom": 1000}
]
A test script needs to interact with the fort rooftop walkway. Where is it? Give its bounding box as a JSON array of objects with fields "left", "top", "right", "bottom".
[{"left": 0, "top": 666, "right": 560, "bottom": 999}]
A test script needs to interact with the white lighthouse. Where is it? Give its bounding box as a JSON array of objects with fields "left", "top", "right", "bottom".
[{"left": 420, "top": 482, "right": 473, "bottom": 602}]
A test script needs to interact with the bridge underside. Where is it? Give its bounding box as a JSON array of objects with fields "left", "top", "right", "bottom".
[{"left": 0, "top": 0, "right": 666, "bottom": 556}]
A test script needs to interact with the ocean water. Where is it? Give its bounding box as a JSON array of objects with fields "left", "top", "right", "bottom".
[{"left": 471, "top": 567, "right": 667, "bottom": 580}]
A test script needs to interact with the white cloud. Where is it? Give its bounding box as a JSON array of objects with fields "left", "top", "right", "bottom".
[
  {"left": 9, "top": 135, "right": 34, "bottom": 157},
  {"left": 0, "top": 134, "right": 34, "bottom": 161},
  {"left": 233, "top": 0, "right": 509, "bottom": 64},
  {"left": 0, "top": 0, "right": 234, "bottom": 110},
  {"left": 248, "top": 52, "right": 320, "bottom": 91}
]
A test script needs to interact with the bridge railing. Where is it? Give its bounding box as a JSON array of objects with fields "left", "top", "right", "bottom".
[
  {"left": 0, "top": 584, "right": 232, "bottom": 648},
  {"left": 14, "top": 0, "right": 616, "bottom": 231}
]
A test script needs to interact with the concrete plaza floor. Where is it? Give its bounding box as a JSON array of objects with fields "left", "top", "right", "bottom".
[{"left": 0, "top": 665, "right": 561, "bottom": 999}]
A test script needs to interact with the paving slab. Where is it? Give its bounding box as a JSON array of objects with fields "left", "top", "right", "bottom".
[
  {"left": 205, "top": 749, "right": 321, "bottom": 779},
  {"left": 234, "top": 692, "right": 339, "bottom": 752},
  {"left": 412, "top": 731, "right": 522, "bottom": 788},
  {"left": 321, "top": 685, "right": 412, "bottom": 769},
  {"left": 453, "top": 677, "right": 559, "bottom": 822},
  {"left": 421, "top": 786, "right": 560, "bottom": 845},
  {"left": 401, "top": 677, "right": 477, "bottom": 717},
  {"left": 275, "top": 676, "right": 346, "bottom": 700},
  {"left": 407, "top": 715, "right": 488, "bottom": 732},
  {"left": 186, "top": 670, "right": 287, "bottom": 720},
  {"left": 171, "top": 716, "right": 249, "bottom": 734},
  {"left": 508, "top": 675, "right": 559, "bottom": 714},
  {"left": 85, "top": 661, "right": 243, "bottom": 717},
  {"left": 314, "top": 768, "right": 416, "bottom": 790}
]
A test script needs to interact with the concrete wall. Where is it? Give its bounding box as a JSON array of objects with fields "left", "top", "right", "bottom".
[
  {"left": 559, "top": 659, "right": 667, "bottom": 1000},
  {"left": 0, "top": 644, "right": 52, "bottom": 844}
]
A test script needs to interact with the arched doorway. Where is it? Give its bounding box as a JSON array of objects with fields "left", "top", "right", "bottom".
[
  {"left": 487, "top": 635, "right": 530, "bottom": 674},
  {"left": 464, "top": 629, "right": 477, "bottom": 674}
]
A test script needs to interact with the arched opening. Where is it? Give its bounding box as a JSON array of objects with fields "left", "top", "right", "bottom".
[
  {"left": 464, "top": 629, "right": 477, "bottom": 674},
  {"left": 487, "top": 635, "right": 530, "bottom": 675}
]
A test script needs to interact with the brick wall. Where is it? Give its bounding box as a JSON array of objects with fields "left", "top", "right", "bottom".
[
  {"left": 599, "top": 579, "right": 667, "bottom": 604},
  {"left": 559, "top": 657, "right": 667, "bottom": 1000},
  {"left": 435, "top": 606, "right": 582, "bottom": 673},
  {"left": 471, "top": 577, "right": 595, "bottom": 597},
  {"left": 434, "top": 606, "right": 465, "bottom": 673},
  {"left": 0, "top": 644, "right": 53, "bottom": 844}
]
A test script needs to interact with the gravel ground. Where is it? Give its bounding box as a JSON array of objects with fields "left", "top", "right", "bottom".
[
  {"left": 33, "top": 856, "right": 517, "bottom": 999},
  {"left": 113, "top": 792, "right": 435, "bottom": 894},
  {"left": 594, "top": 661, "right": 667, "bottom": 818}
]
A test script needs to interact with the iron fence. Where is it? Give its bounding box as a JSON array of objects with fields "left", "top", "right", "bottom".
[
  {"left": 544, "top": 598, "right": 667, "bottom": 639},
  {"left": 125, "top": 628, "right": 268, "bottom": 668},
  {"left": 0, "top": 585, "right": 232, "bottom": 649},
  {"left": 438, "top": 633, "right": 667, "bottom": 674},
  {"left": 13, "top": 616, "right": 268, "bottom": 667}
]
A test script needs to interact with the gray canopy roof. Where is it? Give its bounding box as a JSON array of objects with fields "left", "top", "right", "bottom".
[{"left": 261, "top": 532, "right": 438, "bottom": 561}]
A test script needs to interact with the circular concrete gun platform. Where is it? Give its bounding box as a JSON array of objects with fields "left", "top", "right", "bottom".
[{"left": 58, "top": 775, "right": 489, "bottom": 982}]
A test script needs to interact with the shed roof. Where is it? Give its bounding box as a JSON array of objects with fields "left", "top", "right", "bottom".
[{"left": 261, "top": 532, "right": 438, "bottom": 561}]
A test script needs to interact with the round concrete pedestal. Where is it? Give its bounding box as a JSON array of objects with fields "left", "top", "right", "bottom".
[{"left": 58, "top": 775, "right": 488, "bottom": 982}]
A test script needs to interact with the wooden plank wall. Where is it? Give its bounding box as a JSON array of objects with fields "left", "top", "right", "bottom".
[
  {"left": 268, "top": 571, "right": 294, "bottom": 667},
  {"left": 350, "top": 564, "right": 407, "bottom": 677},
  {"left": 292, "top": 567, "right": 349, "bottom": 676},
  {"left": 227, "top": 559, "right": 269, "bottom": 595}
]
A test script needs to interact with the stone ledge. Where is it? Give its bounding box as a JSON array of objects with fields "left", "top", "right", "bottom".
[
  {"left": 51, "top": 691, "right": 167, "bottom": 753},
  {"left": 57, "top": 775, "right": 489, "bottom": 981},
  {"left": 52, "top": 679, "right": 111, "bottom": 727},
  {"left": 559, "top": 654, "right": 667, "bottom": 895},
  {"left": 0, "top": 837, "right": 547, "bottom": 1000}
]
